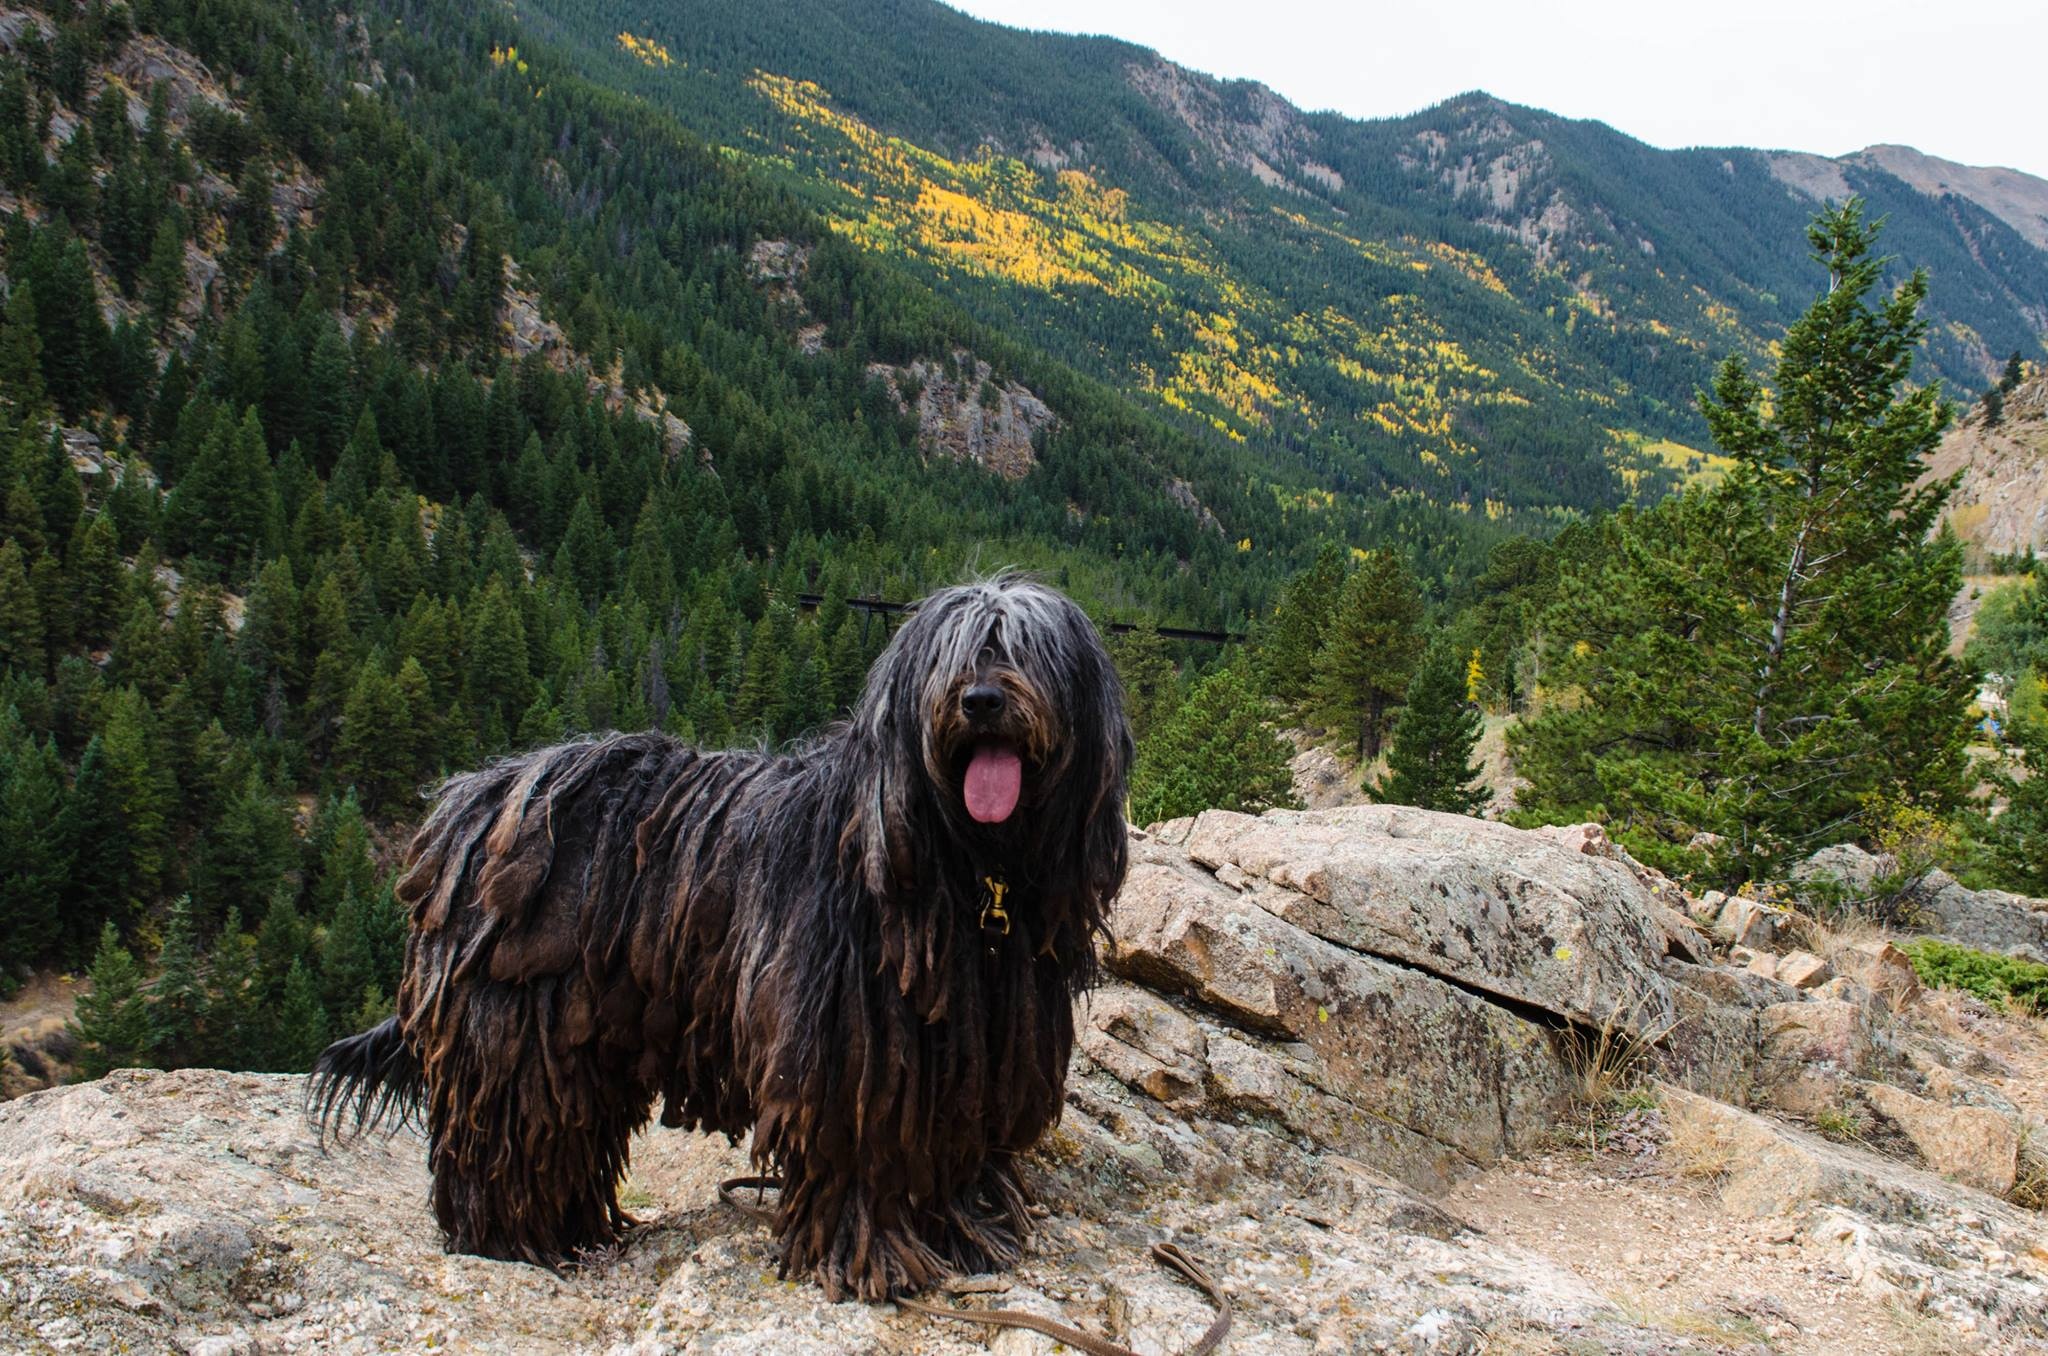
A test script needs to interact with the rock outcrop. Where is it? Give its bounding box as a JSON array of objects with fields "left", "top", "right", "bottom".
[
  {"left": 1797, "top": 842, "right": 2048, "bottom": 963},
  {"left": 866, "top": 353, "right": 1054, "bottom": 481},
  {"left": 5, "top": 806, "right": 2046, "bottom": 1353},
  {"left": 1924, "top": 366, "right": 2048, "bottom": 559}
]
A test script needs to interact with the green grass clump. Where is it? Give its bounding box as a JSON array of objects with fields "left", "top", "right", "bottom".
[{"left": 1900, "top": 938, "right": 2048, "bottom": 1011}]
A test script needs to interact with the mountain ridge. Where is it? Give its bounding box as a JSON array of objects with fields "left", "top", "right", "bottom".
[{"left": 512, "top": 0, "right": 2048, "bottom": 524}]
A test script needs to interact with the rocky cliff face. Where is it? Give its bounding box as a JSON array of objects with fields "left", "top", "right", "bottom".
[
  {"left": 1928, "top": 367, "right": 2048, "bottom": 559},
  {"left": 4, "top": 806, "right": 2045, "bottom": 1354},
  {"left": 867, "top": 353, "right": 1055, "bottom": 482}
]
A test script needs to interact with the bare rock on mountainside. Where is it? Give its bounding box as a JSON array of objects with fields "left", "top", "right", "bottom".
[
  {"left": 6, "top": 809, "right": 2048, "bottom": 1353},
  {"left": 1849, "top": 145, "right": 2048, "bottom": 252},
  {"left": 1124, "top": 58, "right": 1344, "bottom": 196},
  {"left": 865, "top": 352, "right": 1055, "bottom": 481},
  {"left": 1766, "top": 146, "right": 2048, "bottom": 253},
  {"left": 1926, "top": 367, "right": 2048, "bottom": 560}
]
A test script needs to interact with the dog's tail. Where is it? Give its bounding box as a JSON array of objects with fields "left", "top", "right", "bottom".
[{"left": 306, "top": 1016, "right": 424, "bottom": 1144}]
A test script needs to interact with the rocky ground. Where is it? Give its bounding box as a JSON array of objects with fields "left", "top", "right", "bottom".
[{"left": 3, "top": 806, "right": 2045, "bottom": 1354}]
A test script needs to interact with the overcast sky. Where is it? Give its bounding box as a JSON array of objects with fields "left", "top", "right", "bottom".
[{"left": 949, "top": 0, "right": 2048, "bottom": 180}]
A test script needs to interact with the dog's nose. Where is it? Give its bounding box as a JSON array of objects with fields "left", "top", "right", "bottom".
[{"left": 961, "top": 684, "right": 1006, "bottom": 720}]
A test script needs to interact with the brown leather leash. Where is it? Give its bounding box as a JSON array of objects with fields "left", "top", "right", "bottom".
[{"left": 719, "top": 1175, "right": 1231, "bottom": 1356}]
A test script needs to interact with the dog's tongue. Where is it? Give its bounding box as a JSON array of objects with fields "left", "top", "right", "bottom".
[{"left": 963, "top": 742, "right": 1022, "bottom": 824}]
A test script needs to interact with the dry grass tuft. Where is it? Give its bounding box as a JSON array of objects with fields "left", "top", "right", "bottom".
[
  {"left": 1660, "top": 1103, "right": 1738, "bottom": 1184},
  {"left": 1558, "top": 994, "right": 1677, "bottom": 1106},
  {"left": 2012, "top": 1123, "right": 2048, "bottom": 1211},
  {"left": 1881, "top": 1296, "right": 1967, "bottom": 1356}
]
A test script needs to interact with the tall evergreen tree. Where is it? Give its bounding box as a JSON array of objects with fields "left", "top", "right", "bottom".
[
  {"left": 191, "top": 769, "right": 296, "bottom": 932},
  {"left": 201, "top": 907, "right": 259, "bottom": 1072},
  {"left": 1131, "top": 661, "right": 1300, "bottom": 826},
  {"left": 0, "top": 280, "right": 49, "bottom": 421},
  {"left": 143, "top": 217, "right": 187, "bottom": 332},
  {"left": 53, "top": 734, "right": 127, "bottom": 961},
  {"left": 1109, "top": 617, "right": 1177, "bottom": 743},
  {"left": 66, "top": 512, "right": 126, "bottom": 649},
  {"left": 1257, "top": 541, "right": 1346, "bottom": 711},
  {"left": 1313, "top": 550, "right": 1424, "bottom": 761},
  {"left": 273, "top": 957, "right": 328, "bottom": 1072},
  {"left": 0, "top": 540, "right": 44, "bottom": 675},
  {"left": 307, "top": 789, "right": 378, "bottom": 922},
  {"left": 0, "top": 713, "right": 65, "bottom": 981},
  {"left": 1999, "top": 352, "right": 2025, "bottom": 392},
  {"left": 318, "top": 884, "right": 379, "bottom": 1027},
  {"left": 161, "top": 406, "right": 283, "bottom": 574},
  {"left": 1512, "top": 201, "right": 1970, "bottom": 881},
  {"left": 1371, "top": 642, "right": 1492, "bottom": 816},
  {"left": 150, "top": 895, "right": 206, "bottom": 1067},
  {"left": 27, "top": 231, "right": 107, "bottom": 420},
  {"left": 70, "top": 923, "right": 155, "bottom": 1080}
]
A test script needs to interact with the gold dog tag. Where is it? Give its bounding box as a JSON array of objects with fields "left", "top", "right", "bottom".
[{"left": 979, "top": 876, "right": 1011, "bottom": 936}]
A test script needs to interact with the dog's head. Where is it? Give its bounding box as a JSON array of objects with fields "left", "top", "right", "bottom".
[{"left": 849, "top": 576, "right": 1132, "bottom": 911}]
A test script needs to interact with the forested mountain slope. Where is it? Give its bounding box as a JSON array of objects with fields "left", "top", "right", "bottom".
[
  {"left": 513, "top": 0, "right": 2048, "bottom": 513},
  {"left": 6, "top": 0, "right": 1506, "bottom": 1026}
]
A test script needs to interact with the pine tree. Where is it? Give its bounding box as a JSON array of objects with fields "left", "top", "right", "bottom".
[
  {"left": 1130, "top": 661, "right": 1300, "bottom": 826},
  {"left": 302, "top": 321, "right": 354, "bottom": 470},
  {"left": 1512, "top": 201, "right": 1970, "bottom": 882},
  {"left": 1371, "top": 643, "right": 1492, "bottom": 816},
  {"left": 2000, "top": 352, "right": 2025, "bottom": 393},
  {"left": 150, "top": 895, "right": 206, "bottom": 1067},
  {"left": 1985, "top": 725, "right": 2048, "bottom": 895},
  {"left": 335, "top": 655, "right": 403, "bottom": 808},
  {"left": 192, "top": 769, "right": 296, "bottom": 933},
  {"left": 70, "top": 923, "right": 155, "bottom": 1080},
  {"left": 308, "top": 789, "right": 377, "bottom": 922},
  {"left": 54, "top": 735, "right": 128, "bottom": 962},
  {"left": 0, "top": 714, "right": 65, "bottom": 980},
  {"left": 254, "top": 884, "right": 310, "bottom": 1012},
  {"left": 1257, "top": 541, "right": 1346, "bottom": 710},
  {"left": 0, "top": 540, "right": 44, "bottom": 675},
  {"left": 28, "top": 232, "right": 107, "bottom": 420},
  {"left": 67, "top": 513, "right": 126, "bottom": 649},
  {"left": 161, "top": 406, "right": 282, "bottom": 574},
  {"left": 553, "top": 494, "right": 610, "bottom": 606},
  {"left": 515, "top": 691, "right": 566, "bottom": 745},
  {"left": 237, "top": 556, "right": 301, "bottom": 690},
  {"left": 730, "top": 612, "right": 785, "bottom": 738},
  {"left": 143, "top": 218, "right": 186, "bottom": 333},
  {"left": 1110, "top": 617, "right": 1177, "bottom": 743},
  {"left": 319, "top": 885, "right": 378, "bottom": 1027},
  {"left": 100, "top": 158, "right": 155, "bottom": 296},
  {"left": 34, "top": 429, "right": 84, "bottom": 552},
  {"left": 0, "top": 279, "right": 48, "bottom": 421},
  {"left": 201, "top": 907, "right": 259, "bottom": 1071},
  {"left": 1313, "top": 550, "right": 1424, "bottom": 761},
  {"left": 824, "top": 617, "right": 869, "bottom": 716},
  {"left": 273, "top": 958, "right": 329, "bottom": 1072},
  {"left": 465, "top": 577, "right": 531, "bottom": 741}
]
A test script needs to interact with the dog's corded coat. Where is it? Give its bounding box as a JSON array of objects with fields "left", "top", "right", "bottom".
[{"left": 309, "top": 578, "right": 1132, "bottom": 1300}]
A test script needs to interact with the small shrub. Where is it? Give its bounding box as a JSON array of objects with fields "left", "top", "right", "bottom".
[
  {"left": 1899, "top": 938, "right": 2048, "bottom": 1011},
  {"left": 1811, "top": 1103, "right": 1873, "bottom": 1143}
]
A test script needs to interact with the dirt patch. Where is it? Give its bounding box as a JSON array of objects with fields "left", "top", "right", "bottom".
[{"left": 1448, "top": 1142, "right": 1934, "bottom": 1354}]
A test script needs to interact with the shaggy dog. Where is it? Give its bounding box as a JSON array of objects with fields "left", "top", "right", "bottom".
[{"left": 309, "top": 577, "right": 1132, "bottom": 1300}]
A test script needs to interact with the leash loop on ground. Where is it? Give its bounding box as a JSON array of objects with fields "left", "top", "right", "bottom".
[{"left": 716, "top": 1175, "right": 1231, "bottom": 1356}]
